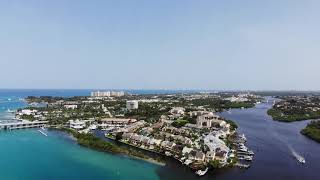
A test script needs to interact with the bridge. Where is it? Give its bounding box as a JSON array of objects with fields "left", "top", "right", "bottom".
[{"left": 0, "top": 120, "right": 48, "bottom": 130}]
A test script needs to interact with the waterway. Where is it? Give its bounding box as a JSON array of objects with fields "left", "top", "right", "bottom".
[{"left": 157, "top": 97, "right": 320, "bottom": 180}]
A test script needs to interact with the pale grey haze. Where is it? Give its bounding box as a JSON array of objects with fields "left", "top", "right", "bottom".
[{"left": 0, "top": 0, "right": 319, "bottom": 90}]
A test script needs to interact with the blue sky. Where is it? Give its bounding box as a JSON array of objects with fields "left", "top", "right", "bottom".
[{"left": 0, "top": 0, "right": 319, "bottom": 90}]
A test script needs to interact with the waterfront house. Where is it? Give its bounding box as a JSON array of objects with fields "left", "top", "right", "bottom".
[
  {"left": 141, "top": 136, "right": 151, "bottom": 145},
  {"left": 196, "top": 113, "right": 221, "bottom": 128},
  {"left": 189, "top": 150, "right": 205, "bottom": 162},
  {"left": 131, "top": 134, "right": 143, "bottom": 144},
  {"left": 182, "top": 147, "right": 193, "bottom": 155},
  {"left": 195, "top": 151, "right": 205, "bottom": 162},
  {"left": 101, "top": 118, "right": 137, "bottom": 125},
  {"left": 215, "top": 148, "right": 228, "bottom": 164},
  {"left": 206, "top": 151, "right": 216, "bottom": 162},
  {"left": 122, "top": 133, "right": 133, "bottom": 140},
  {"left": 149, "top": 138, "right": 162, "bottom": 146}
]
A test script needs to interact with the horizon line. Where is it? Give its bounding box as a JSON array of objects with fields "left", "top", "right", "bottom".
[{"left": 0, "top": 88, "right": 319, "bottom": 92}]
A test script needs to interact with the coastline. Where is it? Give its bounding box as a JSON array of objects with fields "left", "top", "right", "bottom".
[{"left": 50, "top": 127, "right": 166, "bottom": 167}]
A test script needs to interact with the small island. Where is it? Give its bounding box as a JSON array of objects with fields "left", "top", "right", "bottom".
[
  {"left": 9, "top": 91, "right": 261, "bottom": 176},
  {"left": 301, "top": 121, "right": 320, "bottom": 143}
]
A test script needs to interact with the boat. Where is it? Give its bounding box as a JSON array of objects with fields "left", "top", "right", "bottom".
[
  {"left": 236, "top": 163, "right": 250, "bottom": 169},
  {"left": 89, "top": 125, "right": 97, "bottom": 130},
  {"left": 240, "top": 134, "right": 247, "bottom": 142},
  {"left": 247, "top": 150, "right": 254, "bottom": 156},
  {"left": 184, "top": 159, "right": 192, "bottom": 165},
  {"left": 244, "top": 156, "right": 253, "bottom": 161},
  {"left": 103, "top": 127, "right": 115, "bottom": 131},
  {"left": 238, "top": 150, "right": 254, "bottom": 156},
  {"left": 292, "top": 150, "right": 306, "bottom": 164},
  {"left": 238, "top": 155, "right": 253, "bottom": 161},
  {"left": 297, "top": 157, "right": 306, "bottom": 164},
  {"left": 196, "top": 168, "right": 208, "bottom": 176}
]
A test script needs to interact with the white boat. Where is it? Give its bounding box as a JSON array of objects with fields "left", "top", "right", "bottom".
[
  {"left": 292, "top": 151, "right": 305, "bottom": 164},
  {"left": 89, "top": 125, "right": 97, "bottom": 130},
  {"left": 297, "top": 157, "right": 306, "bottom": 164},
  {"left": 103, "top": 127, "right": 115, "bottom": 131},
  {"left": 244, "top": 156, "right": 253, "bottom": 161},
  {"left": 184, "top": 159, "right": 192, "bottom": 165},
  {"left": 248, "top": 150, "right": 254, "bottom": 155},
  {"left": 240, "top": 134, "right": 247, "bottom": 142},
  {"left": 196, "top": 168, "right": 208, "bottom": 176}
]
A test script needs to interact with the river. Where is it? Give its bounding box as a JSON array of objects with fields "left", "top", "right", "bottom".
[{"left": 157, "top": 97, "right": 320, "bottom": 180}]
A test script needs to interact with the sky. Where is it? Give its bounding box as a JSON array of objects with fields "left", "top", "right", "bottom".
[{"left": 0, "top": 0, "right": 319, "bottom": 90}]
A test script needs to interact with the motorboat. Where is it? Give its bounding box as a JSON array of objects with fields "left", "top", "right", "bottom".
[{"left": 196, "top": 168, "right": 208, "bottom": 176}]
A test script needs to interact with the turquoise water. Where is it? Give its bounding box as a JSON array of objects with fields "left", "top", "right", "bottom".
[
  {"left": 0, "top": 130, "right": 160, "bottom": 180},
  {"left": 0, "top": 90, "right": 161, "bottom": 180}
]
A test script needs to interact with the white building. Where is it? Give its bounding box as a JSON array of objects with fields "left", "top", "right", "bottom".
[
  {"left": 91, "top": 91, "right": 124, "bottom": 97},
  {"left": 91, "top": 91, "right": 111, "bottom": 97},
  {"left": 197, "top": 113, "right": 221, "bottom": 128},
  {"left": 69, "top": 120, "right": 86, "bottom": 130},
  {"left": 20, "top": 109, "right": 37, "bottom": 115},
  {"left": 170, "top": 107, "right": 185, "bottom": 115},
  {"left": 64, "top": 105, "right": 78, "bottom": 109},
  {"left": 126, "top": 100, "right": 139, "bottom": 110},
  {"left": 110, "top": 91, "right": 125, "bottom": 97}
]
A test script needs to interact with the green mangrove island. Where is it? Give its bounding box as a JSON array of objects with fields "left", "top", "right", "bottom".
[
  {"left": 267, "top": 96, "right": 320, "bottom": 122},
  {"left": 301, "top": 121, "right": 320, "bottom": 143}
]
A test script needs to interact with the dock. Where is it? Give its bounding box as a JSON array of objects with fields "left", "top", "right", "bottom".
[
  {"left": 38, "top": 130, "right": 48, "bottom": 136},
  {"left": 0, "top": 121, "right": 48, "bottom": 130}
]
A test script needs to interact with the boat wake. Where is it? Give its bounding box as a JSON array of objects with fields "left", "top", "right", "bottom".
[
  {"left": 288, "top": 146, "right": 305, "bottom": 164},
  {"left": 267, "top": 119, "right": 306, "bottom": 165}
]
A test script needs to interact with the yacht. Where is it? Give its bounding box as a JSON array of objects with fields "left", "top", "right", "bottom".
[
  {"left": 196, "top": 168, "right": 208, "bottom": 176},
  {"left": 240, "top": 134, "right": 247, "bottom": 142},
  {"left": 247, "top": 150, "right": 254, "bottom": 156},
  {"left": 89, "top": 125, "right": 97, "bottom": 130}
]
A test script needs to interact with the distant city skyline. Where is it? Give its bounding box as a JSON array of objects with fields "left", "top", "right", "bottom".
[{"left": 1, "top": 0, "right": 320, "bottom": 90}]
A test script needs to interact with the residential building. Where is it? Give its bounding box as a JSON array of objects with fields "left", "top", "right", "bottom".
[
  {"left": 69, "top": 120, "right": 86, "bottom": 130},
  {"left": 126, "top": 100, "right": 139, "bottom": 110},
  {"left": 196, "top": 113, "right": 220, "bottom": 128},
  {"left": 64, "top": 105, "right": 78, "bottom": 109}
]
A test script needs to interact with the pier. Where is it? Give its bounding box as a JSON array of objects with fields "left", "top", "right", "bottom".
[{"left": 0, "top": 121, "right": 48, "bottom": 130}]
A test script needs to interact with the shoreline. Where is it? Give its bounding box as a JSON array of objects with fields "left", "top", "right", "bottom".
[{"left": 50, "top": 127, "right": 167, "bottom": 167}]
